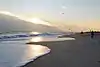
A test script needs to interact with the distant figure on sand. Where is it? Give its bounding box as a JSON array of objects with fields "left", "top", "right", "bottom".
[
  {"left": 91, "top": 31, "right": 94, "bottom": 38},
  {"left": 80, "top": 31, "right": 84, "bottom": 34}
]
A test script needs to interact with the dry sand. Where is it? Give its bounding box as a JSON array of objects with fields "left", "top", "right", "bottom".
[{"left": 22, "top": 34, "right": 100, "bottom": 67}]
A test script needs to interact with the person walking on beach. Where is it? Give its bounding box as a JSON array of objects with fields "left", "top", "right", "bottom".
[
  {"left": 80, "top": 31, "right": 84, "bottom": 34},
  {"left": 91, "top": 31, "right": 94, "bottom": 38}
]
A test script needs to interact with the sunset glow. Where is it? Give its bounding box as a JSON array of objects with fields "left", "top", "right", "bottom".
[
  {"left": 0, "top": 11, "right": 52, "bottom": 26},
  {"left": 0, "top": 11, "right": 19, "bottom": 18},
  {"left": 27, "top": 18, "right": 52, "bottom": 26},
  {"left": 0, "top": 0, "right": 99, "bottom": 31}
]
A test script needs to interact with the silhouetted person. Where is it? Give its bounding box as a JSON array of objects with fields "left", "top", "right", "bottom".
[
  {"left": 91, "top": 31, "right": 94, "bottom": 38},
  {"left": 80, "top": 31, "right": 84, "bottom": 34}
]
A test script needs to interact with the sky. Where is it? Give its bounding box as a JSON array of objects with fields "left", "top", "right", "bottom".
[{"left": 0, "top": 0, "right": 100, "bottom": 31}]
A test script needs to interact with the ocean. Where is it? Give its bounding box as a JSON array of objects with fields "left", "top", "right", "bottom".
[{"left": 0, "top": 32, "right": 75, "bottom": 67}]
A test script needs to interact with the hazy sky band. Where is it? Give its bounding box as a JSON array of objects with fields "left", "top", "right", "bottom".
[{"left": 0, "top": 0, "right": 100, "bottom": 30}]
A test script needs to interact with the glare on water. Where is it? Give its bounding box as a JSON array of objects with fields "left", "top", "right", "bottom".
[
  {"left": 0, "top": 41, "right": 50, "bottom": 67},
  {"left": 29, "top": 36, "right": 75, "bottom": 42},
  {"left": 22, "top": 45, "right": 49, "bottom": 59},
  {"left": 30, "top": 37, "right": 43, "bottom": 42},
  {"left": 30, "top": 32, "right": 40, "bottom": 35}
]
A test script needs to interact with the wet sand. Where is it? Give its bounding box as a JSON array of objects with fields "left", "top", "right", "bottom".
[{"left": 22, "top": 34, "right": 100, "bottom": 67}]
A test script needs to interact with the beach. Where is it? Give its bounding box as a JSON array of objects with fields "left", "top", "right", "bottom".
[{"left": 22, "top": 34, "right": 100, "bottom": 67}]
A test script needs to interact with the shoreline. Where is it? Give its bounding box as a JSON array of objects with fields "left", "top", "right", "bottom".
[
  {"left": 19, "top": 47, "right": 50, "bottom": 67},
  {"left": 21, "top": 35, "right": 100, "bottom": 67}
]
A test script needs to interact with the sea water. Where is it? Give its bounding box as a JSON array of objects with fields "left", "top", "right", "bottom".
[
  {"left": 0, "top": 32, "right": 75, "bottom": 67},
  {"left": 0, "top": 40, "right": 50, "bottom": 67}
]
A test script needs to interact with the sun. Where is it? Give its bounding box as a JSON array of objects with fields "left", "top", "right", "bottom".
[
  {"left": 30, "top": 18, "right": 42, "bottom": 24},
  {"left": 28, "top": 18, "right": 52, "bottom": 26}
]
